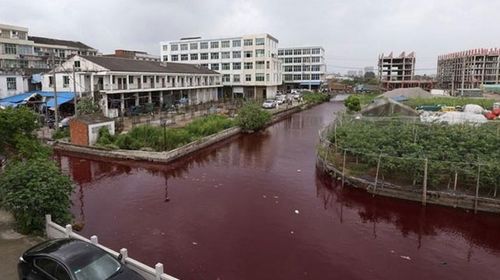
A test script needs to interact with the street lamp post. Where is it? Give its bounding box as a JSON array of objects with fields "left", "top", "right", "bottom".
[{"left": 161, "top": 119, "right": 167, "bottom": 151}]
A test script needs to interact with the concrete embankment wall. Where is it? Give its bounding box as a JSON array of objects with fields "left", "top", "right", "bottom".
[
  {"left": 54, "top": 103, "right": 307, "bottom": 164},
  {"left": 317, "top": 156, "right": 500, "bottom": 214}
]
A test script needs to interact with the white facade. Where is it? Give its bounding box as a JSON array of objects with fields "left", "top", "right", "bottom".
[
  {"left": 160, "top": 34, "right": 282, "bottom": 99},
  {"left": 0, "top": 74, "right": 26, "bottom": 98},
  {"left": 42, "top": 55, "right": 222, "bottom": 118},
  {"left": 278, "top": 46, "right": 326, "bottom": 89}
]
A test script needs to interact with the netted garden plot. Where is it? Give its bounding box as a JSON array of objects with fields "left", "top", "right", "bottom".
[{"left": 318, "top": 115, "right": 500, "bottom": 207}]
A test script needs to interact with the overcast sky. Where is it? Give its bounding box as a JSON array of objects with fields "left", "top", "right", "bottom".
[{"left": 2, "top": 0, "right": 500, "bottom": 74}]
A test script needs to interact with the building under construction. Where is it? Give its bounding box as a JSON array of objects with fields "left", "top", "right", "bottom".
[
  {"left": 437, "top": 48, "right": 500, "bottom": 96},
  {"left": 378, "top": 51, "right": 433, "bottom": 91}
]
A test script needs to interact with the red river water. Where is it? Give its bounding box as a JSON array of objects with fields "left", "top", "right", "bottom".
[{"left": 56, "top": 102, "right": 500, "bottom": 280}]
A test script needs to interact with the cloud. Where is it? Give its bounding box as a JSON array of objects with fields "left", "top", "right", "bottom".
[{"left": 2, "top": 0, "right": 500, "bottom": 74}]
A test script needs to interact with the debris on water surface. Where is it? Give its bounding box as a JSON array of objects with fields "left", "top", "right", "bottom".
[
  {"left": 400, "top": 256, "right": 411, "bottom": 261},
  {"left": 294, "top": 209, "right": 300, "bottom": 214}
]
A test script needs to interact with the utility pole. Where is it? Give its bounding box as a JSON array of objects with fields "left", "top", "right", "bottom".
[
  {"left": 52, "top": 53, "right": 59, "bottom": 129},
  {"left": 73, "top": 65, "right": 78, "bottom": 116}
]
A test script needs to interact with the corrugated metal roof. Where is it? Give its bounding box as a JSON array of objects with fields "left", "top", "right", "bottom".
[
  {"left": 81, "top": 55, "right": 219, "bottom": 75},
  {"left": 28, "top": 36, "right": 95, "bottom": 50}
]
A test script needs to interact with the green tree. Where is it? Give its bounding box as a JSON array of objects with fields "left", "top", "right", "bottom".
[
  {"left": 236, "top": 102, "right": 271, "bottom": 132},
  {"left": 0, "top": 107, "right": 45, "bottom": 158},
  {"left": 0, "top": 157, "right": 73, "bottom": 234},
  {"left": 344, "top": 95, "right": 361, "bottom": 112},
  {"left": 76, "top": 97, "right": 100, "bottom": 115}
]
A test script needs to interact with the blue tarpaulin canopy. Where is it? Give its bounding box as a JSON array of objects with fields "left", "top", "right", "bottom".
[{"left": 0, "top": 91, "right": 75, "bottom": 109}]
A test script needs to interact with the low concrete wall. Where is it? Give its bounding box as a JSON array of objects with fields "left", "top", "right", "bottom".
[
  {"left": 54, "top": 127, "right": 242, "bottom": 164},
  {"left": 45, "top": 215, "right": 178, "bottom": 280},
  {"left": 317, "top": 156, "right": 500, "bottom": 214}
]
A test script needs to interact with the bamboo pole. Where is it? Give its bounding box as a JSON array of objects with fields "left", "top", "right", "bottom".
[
  {"left": 422, "top": 158, "right": 428, "bottom": 206},
  {"left": 373, "top": 154, "right": 382, "bottom": 197},
  {"left": 474, "top": 162, "right": 481, "bottom": 214},
  {"left": 341, "top": 150, "right": 346, "bottom": 188},
  {"left": 453, "top": 171, "right": 458, "bottom": 192}
]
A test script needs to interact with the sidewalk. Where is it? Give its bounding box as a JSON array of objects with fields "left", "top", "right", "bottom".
[{"left": 0, "top": 210, "right": 44, "bottom": 280}]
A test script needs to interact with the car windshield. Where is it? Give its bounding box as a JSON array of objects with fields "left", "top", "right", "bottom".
[{"left": 71, "top": 254, "right": 121, "bottom": 280}]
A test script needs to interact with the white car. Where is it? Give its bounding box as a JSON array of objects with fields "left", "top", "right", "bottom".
[
  {"left": 275, "top": 95, "right": 286, "bottom": 105},
  {"left": 262, "top": 99, "right": 277, "bottom": 109},
  {"left": 58, "top": 116, "right": 73, "bottom": 128}
]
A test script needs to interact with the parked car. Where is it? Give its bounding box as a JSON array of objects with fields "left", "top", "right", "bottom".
[
  {"left": 18, "top": 238, "right": 145, "bottom": 280},
  {"left": 275, "top": 95, "right": 286, "bottom": 105},
  {"left": 59, "top": 116, "right": 73, "bottom": 129},
  {"left": 262, "top": 99, "right": 277, "bottom": 109}
]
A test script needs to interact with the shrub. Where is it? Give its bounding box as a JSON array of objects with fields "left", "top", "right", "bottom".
[
  {"left": 344, "top": 95, "right": 361, "bottom": 112},
  {"left": 96, "top": 126, "right": 115, "bottom": 146},
  {"left": 53, "top": 128, "right": 70, "bottom": 140},
  {"left": 0, "top": 158, "right": 73, "bottom": 234},
  {"left": 302, "top": 92, "right": 330, "bottom": 104},
  {"left": 76, "top": 97, "right": 100, "bottom": 115},
  {"left": 236, "top": 102, "right": 271, "bottom": 131}
]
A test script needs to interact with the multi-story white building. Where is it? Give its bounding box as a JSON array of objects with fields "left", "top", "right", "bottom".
[
  {"left": 160, "top": 34, "right": 282, "bottom": 99},
  {"left": 42, "top": 55, "right": 222, "bottom": 118},
  {"left": 278, "top": 46, "right": 326, "bottom": 90}
]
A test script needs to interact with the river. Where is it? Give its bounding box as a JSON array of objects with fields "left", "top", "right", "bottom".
[{"left": 56, "top": 101, "right": 500, "bottom": 280}]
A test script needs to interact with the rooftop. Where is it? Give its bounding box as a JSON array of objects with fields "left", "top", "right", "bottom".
[
  {"left": 28, "top": 36, "right": 95, "bottom": 50},
  {"left": 81, "top": 55, "right": 219, "bottom": 75}
]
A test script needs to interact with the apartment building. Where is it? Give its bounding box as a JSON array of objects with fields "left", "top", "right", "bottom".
[
  {"left": 42, "top": 55, "right": 222, "bottom": 118},
  {"left": 0, "top": 23, "right": 97, "bottom": 97},
  {"left": 160, "top": 34, "right": 282, "bottom": 99},
  {"left": 278, "top": 46, "right": 326, "bottom": 90},
  {"left": 378, "top": 51, "right": 433, "bottom": 91},
  {"left": 437, "top": 48, "right": 500, "bottom": 96},
  {"left": 105, "top": 49, "right": 160, "bottom": 62}
]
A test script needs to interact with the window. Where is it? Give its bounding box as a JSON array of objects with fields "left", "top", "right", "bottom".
[
  {"left": 311, "top": 65, "right": 321, "bottom": 71},
  {"left": 243, "top": 39, "right": 253, "bottom": 46},
  {"left": 284, "top": 58, "right": 292, "bottom": 63},
  {"left": 312, "top": 57, "right": 320, "bottom": 63},
  {"left": 211, "top": 63, "right": 219, "bottom": 71},
  {"left": 171, "top": 55, "right": 178, "bottom": 61},
  {"left": 244, "top": 62, "right": 253, "bottom": 69},
  {"left": 200, "top": 53, "right": 208, "bottom": 60},
  {"left": 244, "top": 51, "right": 252, "bottom": 58},
  {"left": 266, "top": 74, "right": 270, "bottom": 81},
  {"left": 63, "top": 76, "right": 70, "bottom": 87},
  {"left": 311, "top": 74, "right": 321, "bottom": 80},
  {"left": 200, "top": 63, "right": 209, "bottom": 68},
  {"left": 221, "top": 41, "right": 230, "bottom": 48},
  {"left": 293, "top": 74, "right": 302, "bottom": 80},
  {"left": 162, "top": 45, "right": 168, "bottom": 51},
  {"left": 6, "top": 77, "right": 16, "bottom": 90},
  {"left": 18, "top": 45, "right": 32, "bottom": 55},
  {"left": 129, "top": 76, "right": 134, "bottom": 84},
  {"left": 303, "top": 48, "right": 311, "bottom": 55},
  {"left": 293, "top": 49, "right": 302, "bottom": 55},
  {"left": 303, "top": 74, "right": 311, "bottom": 80},
  {"left": 284, "top": 49, "right": 292, "bottom": 56},
  {"left": 190, "top": 53, "right": 198, "bottom": 60},
  {"left": 190, "top": 43, "right": 198, "bottom": 50},
  {"left": 312, "top": 48, "right": 321, "bottom": 54},
  {"left": 303, "top": 57, "right": 310, "bottom": 63},
  {"left": 284, "top": 74, "right": 293, "bottom": 81},
  {"left": 210, "top": 41, "right": 219, "bottom": 48},
  {"left": 74, "top": 61, "right": 81, "bottom": 68},
  {"left": 171, "top": 44, "right": 178, "bottom": 51},
  {"left": 232, "top": 40, "right": 241, "bottom": 47},
  {"left": 245, "top": 74, "right": 252, "bottom": 81},
  {"left": 255, "top": 38, "right": 265, "bottom": 46},
  {"left": 181, "top": 54, "right": 188, "bottom": 61},
  {"left": 293, "top": 57, "right": 302, "bottom": 63},
  {"left": 293, "top": 65, "right": 301, "bottom": 72},
  {"left": 256, "top": 61, "right": 265, "bottom": 70},
  {"left": 221, "top": 63, "right": 230, "bottom": 70},
  {"left": 255, "top": 49, "right": 265, "bottom": 58},
  {"left": 200, "top": 42, "right": 208, "bottom": 49},
  {"left": 284, "top": 66, "right": 293, "bottom": 72},
  {"left": 278, "top": 50, "right": 284, "bottom": 56},
  {"left": 210, "top": 52, "right": 219, "bottom": 59},
  {"left": 222, "top": 74, "right": 230, "bottom": 82},
  {"left": 233, "top": 74, "right": 240, "bottom": 82},
  {"left": 232, "top": 51, "right": 241, "bottom": 59},
  {"left": 5, "top": 44, "right": 16, "bottom": 54},
  {"left": 180, "top": 44, "right": 188, "bottom": 51},
  {"left": 221, "top": 52, "right": 230, "bottom": 59},
  {"left": 255, "top": 73, "right": 265, "bottom": 81},
  {"left": 303, "top": 65, "right": 310, "bottom": 71},
  {"left": 232, "top": 62, "right": 241, "bottom": 70},
  {"left": 49, "top": 76, "right": 54, "bottom": 87}
]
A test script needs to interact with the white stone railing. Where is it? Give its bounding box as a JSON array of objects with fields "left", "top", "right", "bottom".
[{"left": 45, "top": 215, "right": 179, "bottom": 280}]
